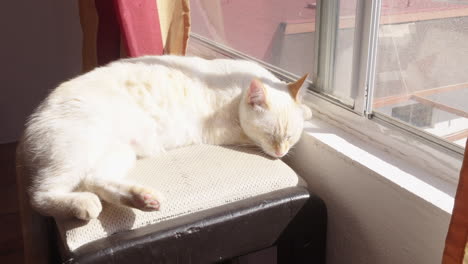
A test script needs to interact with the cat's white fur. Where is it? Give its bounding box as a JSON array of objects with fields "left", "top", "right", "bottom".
[{"left": 20, "top": 55, "right": 312, "bottom": 220}]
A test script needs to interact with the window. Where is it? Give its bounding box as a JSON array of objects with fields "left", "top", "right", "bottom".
[
  {"left": 372, "top": 0, "right": 468, "bottom": 149},
  {"left": 188, "top": 0, "right": 466, "bottom": 157},
  {"left": 190, "top": 0, "right": 316, "bottom": 79}
]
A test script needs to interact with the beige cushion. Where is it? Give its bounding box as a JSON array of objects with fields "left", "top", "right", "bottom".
[{"left": 55, "top": 145, "right": 301, "bottom": 252}]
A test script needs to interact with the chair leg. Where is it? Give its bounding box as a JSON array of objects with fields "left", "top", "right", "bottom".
[{"left": 276, "top": 194, "right": 327, "bottom": 264}]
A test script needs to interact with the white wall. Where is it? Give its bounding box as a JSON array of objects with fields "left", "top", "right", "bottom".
[
  {"left": 286, "top": 127, "right": 452, "bottom": 264},
  {"left": 0, "top": 0, "right": 82, "bottom": 143}
]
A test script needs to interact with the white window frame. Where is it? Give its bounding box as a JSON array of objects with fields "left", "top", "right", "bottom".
[{"left": 188, "top": 0, "right": 464, "bottom": 182}]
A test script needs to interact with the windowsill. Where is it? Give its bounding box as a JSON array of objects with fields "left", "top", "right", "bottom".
[
  {"left": 287, "top": 90, "right": 460, "bottom": 215},
  {"left": 293, "top": 117, "right": 456, "bottom": 214},
  {"left": 303, "top": 91, "right": 462, "bottom": 177}
]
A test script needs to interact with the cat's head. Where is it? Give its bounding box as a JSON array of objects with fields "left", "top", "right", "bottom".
[{"left": 239, "top": 74, "right": 312, "bottom": 158}]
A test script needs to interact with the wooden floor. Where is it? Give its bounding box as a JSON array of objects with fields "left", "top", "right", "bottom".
[{"left": 0, "top": 142, "right": 24, "bottom": 264}]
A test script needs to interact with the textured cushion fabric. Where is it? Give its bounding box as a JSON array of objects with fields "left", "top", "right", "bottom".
[{"left": 55, "top": 145, "right": 302, "bottom": 252}]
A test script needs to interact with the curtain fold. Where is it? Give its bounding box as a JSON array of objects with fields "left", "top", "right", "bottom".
[
  {"left": 157, "top": 0, "right": 191, "bottom": 55},
  {"left": 114, "top": 0, "right": 164, "bottom": 58},
  {"left": 443, "top": 141, "right": 468, "bottom": 264},
  {"left": 79, "top": 0, "right": 190, "bottom": 71},
  {"left": 78, "top": 0, "right": 99, "bottom": 72}
]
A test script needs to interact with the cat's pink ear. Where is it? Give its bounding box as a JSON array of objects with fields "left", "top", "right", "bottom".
[
  {"left": 288, "top": 74, "right": 309, "bottom": 102},
  {"left": 247, "top": 79, "right": 268, "bottom": 108}
]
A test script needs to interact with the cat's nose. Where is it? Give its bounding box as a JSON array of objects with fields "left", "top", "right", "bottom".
[{"left": 275, "top": 150, "right": 285, "bottom": 157}]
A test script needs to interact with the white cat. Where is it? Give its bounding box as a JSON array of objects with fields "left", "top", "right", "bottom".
[{"left": 20, "top": 55, "right": 312, "bottom": 220}]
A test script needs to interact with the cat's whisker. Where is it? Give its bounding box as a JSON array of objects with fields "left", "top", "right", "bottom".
[
  {"left": 259, "top": 149, "right": 270, "bottom": 157},
  {"left": 282, "top": 148, "right": 296, "bottom": 159}
]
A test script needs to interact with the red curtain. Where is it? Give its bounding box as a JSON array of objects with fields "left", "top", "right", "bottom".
[{"left": 79, "top": 0, "right": 191, "bottom": 71}]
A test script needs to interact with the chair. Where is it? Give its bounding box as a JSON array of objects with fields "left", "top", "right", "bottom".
[{"left": 17, "top": 145, "right": 326, "bottom": 263}]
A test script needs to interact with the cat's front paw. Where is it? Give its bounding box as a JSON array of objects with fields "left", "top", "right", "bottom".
[
  {"left": 127, "top": 186, "right": 161, "bottom": 211},
  {"left": 72, "top": 192, "right": 102, "bottom": 220}
]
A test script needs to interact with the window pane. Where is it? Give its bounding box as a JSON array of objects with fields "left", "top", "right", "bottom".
[
  {"left": 331, "top": 0, "right": 358, "bottom": 105},
  {"left": 190, "top": 0, "right": 316, "bottom": 79},
  {"left": 373, "top": 0, "right": 468, "bottom": 148}
]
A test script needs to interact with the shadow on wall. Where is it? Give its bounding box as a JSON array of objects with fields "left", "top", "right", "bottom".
[{"left": 0, "top": 0, "right": 82, "bottom": 143}]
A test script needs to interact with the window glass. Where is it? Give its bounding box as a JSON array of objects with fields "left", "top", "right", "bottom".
[
  {"left": 332, "top": 0, "right": 358, "bottom": 104},
  {"left": 373, "top": 0, "right": 468, "bottom": 148},
  {"left": 190, "top": 0, "right": 316, "bottom": 79}
]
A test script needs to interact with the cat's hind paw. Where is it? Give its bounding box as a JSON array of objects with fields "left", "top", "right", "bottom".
[{"left": 127, "top": 186, "right": 161, "bottom": 212}]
